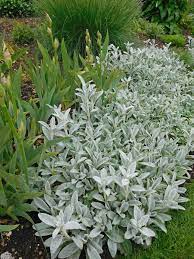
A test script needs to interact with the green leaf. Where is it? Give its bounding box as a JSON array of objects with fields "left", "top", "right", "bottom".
[
  {"left": 0, "top": 125, "right": 11, "bottom": 152},
  {"left": 87, "top": 244, "right": 101, "bottom": 259},
  {"left": 0, "top": 224, "right": 19, "bottom": 233},
  {"left": 0, "top": 178, "right": 7, "bottom": 207},
  {"left": 120, "top": 240, "right": 132, "bottom": 257},
  {"left": 106, "top": 228, "right": 124, "bottom": 243},
  {"left": 101, "top": 32, "right": 109, "bottom": 61}
]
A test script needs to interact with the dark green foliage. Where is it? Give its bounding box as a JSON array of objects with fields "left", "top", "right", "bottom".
[
  {"left": 159, "top": 34, "right": 186, "bottom": 47},
  {"left": 37, "top": 0, "right": 140, "bottom": 54},
  {"left": 142, "top": 0, "right": 188, "bottom": 33},
  {"left": 0, "top": 0, "right": 34, "bottom": 17},
  {"left": 180, "top": 14, "right": 194, "bottom": 31},
  {"left": 188, "top": 0, "right": 194, "bottom": 13},
  {"left": 12, "top": 23, "right": 35, "bottom": 45}
]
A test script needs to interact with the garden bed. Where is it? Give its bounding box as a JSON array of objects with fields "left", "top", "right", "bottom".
[{"left": 1, "top": 1, "right": 194, "bottom": 259}]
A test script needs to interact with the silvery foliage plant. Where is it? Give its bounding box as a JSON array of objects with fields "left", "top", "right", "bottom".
[{"left": 34, "top": 43, "right": 194, "bottom": 259}]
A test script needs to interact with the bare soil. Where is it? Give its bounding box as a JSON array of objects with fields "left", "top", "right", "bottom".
[{"left": 0, "top": 218, "right": 49, "bottom": 259}]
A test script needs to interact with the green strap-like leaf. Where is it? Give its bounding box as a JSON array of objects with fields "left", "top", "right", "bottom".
[{"left": 0, "top": 224, "right": 19, "bottom": 233}]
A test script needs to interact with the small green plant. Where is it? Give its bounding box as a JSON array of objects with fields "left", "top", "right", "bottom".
[
  {"left": 37, "top": 0, "right": 140, "bottom": 54},
  {"left": 159, "top": 34, "right": 186, "bottom": 47},
  {"left": 12, "top": 23, "right": 35, "bottom": 45},
  {"left": 134, "top": 18, "right": 165, "bottom": 38},
  {"left": 0, "top": 0, "right": 34, "bottom": 17},
  {"left": 143, "top": 0, "right": 188, "bottom": 33}
]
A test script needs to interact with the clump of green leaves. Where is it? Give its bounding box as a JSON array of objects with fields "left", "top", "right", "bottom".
[
  {"left": 159, "top": 34, "right": 186, "bottom": 47},
  {"left": 133, "top": 18, "right": 164, "bottom": 38},
  {"left": 12, "top": 23, "right": 35, "bottom": 45},
  {"left": 34, "top": 43, "right": 194, "bottom": 259},
  {"left": 0, "top": 0, "right": 34, "bottom": 18},
  {"left": 142, "top": 0, "right": 188, "bottom": 33}
]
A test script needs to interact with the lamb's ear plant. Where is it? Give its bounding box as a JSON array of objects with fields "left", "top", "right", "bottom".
[{"left": 34, "top": 43, "right": 194, "bottom": 259}]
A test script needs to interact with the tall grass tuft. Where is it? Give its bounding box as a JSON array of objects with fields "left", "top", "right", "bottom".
[{"left": 37, "top": 0, "right": 140, "bottom": 54}]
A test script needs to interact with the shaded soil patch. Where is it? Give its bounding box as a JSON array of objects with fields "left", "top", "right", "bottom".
[
  {"left": 21, "top": 79, "right": 35, "bottom": 101},
  {"left": 0, "top": 218, "right": 49, "bottom": 259}
]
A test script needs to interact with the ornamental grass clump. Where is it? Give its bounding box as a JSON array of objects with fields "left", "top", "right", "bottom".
[
  {"left": 34, "top": 44, "right": 194, "bottom": 259},
  {"left": 37, "top": 0, "right": 140, "bottom": 54}
]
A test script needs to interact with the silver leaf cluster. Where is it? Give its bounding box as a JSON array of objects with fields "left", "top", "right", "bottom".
[{"left": 34, "top": 43, "right": 194, "bottom": 259}]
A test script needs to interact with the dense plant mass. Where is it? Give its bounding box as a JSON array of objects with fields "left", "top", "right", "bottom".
[
  {"left": 0, "top": 0, "right": 34, "bottom": 17},
  {"left": 37, "top": 0, "right": 140, "bottom": 54},
  {"left": 34, "top": 44, "right": 194, "bottom": 259},
  {"left": 142, "top": 0, "right": 188, "bottom": 33}
]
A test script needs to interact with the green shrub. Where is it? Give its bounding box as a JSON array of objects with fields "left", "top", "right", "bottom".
[
  {"left": 142, "top": 0, "right": 188, "bottom": 33},
  {"left": 159, "top": 34, "right": 186, "bottom": 47},
  {"left": 12, "top": 23, "right": 35, "bottom": 45},
  {"left": 0, "top": 0, "right": 34, "bottom": 17},
  {"left": 134, "top": 18, "right": 164, "bottom": 38},
  {"left": 37, "top": 0, "right": 140, "bottom": 54}
]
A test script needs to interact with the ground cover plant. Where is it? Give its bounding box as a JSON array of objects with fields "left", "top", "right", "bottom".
[
  {"left": 36, "top": 0, "right": 140, "bottom": 54},
  {"left": 34, "top": 43, "right": 194, "bottom": 259}
]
